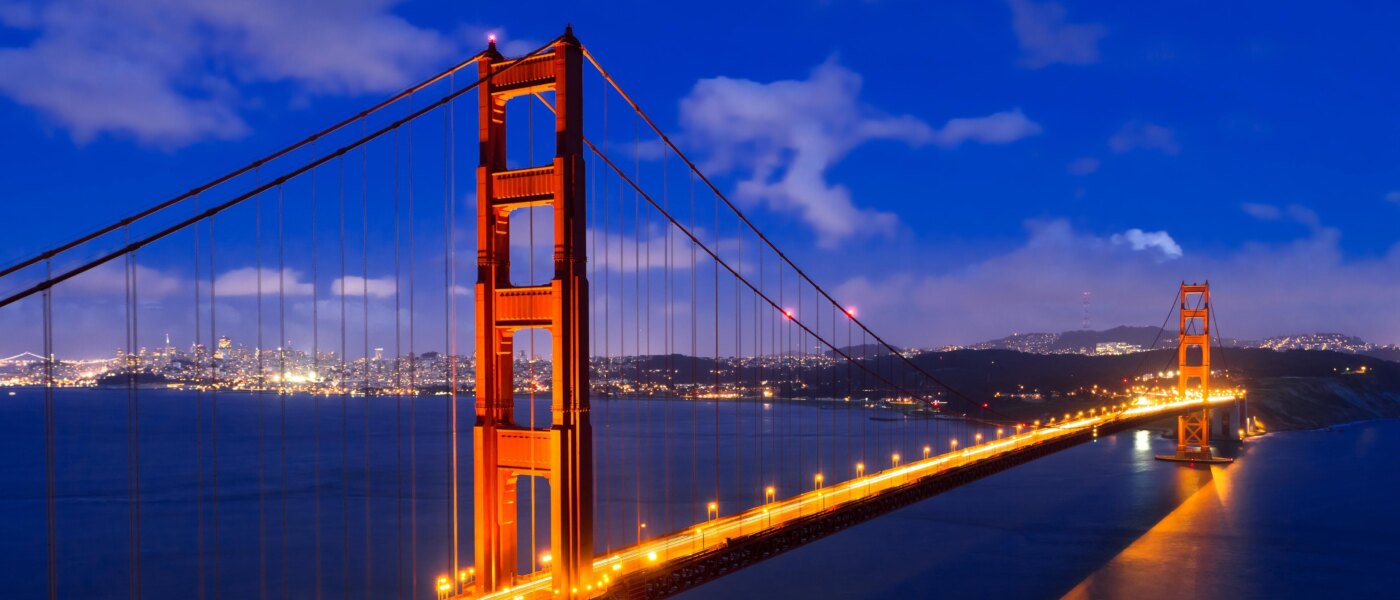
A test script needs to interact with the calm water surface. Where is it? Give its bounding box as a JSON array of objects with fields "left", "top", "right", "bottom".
[
  {"left": 1, "top": 389, "right": 1395, "bottom": 599},
  {"left": 682, "top": 419, "right": 1400, "bottom": 599}
]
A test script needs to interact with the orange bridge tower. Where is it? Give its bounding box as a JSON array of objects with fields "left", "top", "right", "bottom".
[
  {"left": 473, "top": 29, "right": 594, "bottom": 595},
  {"left": 1157, "top": 282, "right": 1232, "bottom": 464}
]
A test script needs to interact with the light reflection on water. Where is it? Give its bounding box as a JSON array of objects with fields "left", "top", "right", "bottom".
[{"left": 681, "top": 419, "right": 1400, "bottom": 600}]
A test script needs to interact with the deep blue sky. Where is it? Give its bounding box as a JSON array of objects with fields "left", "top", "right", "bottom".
[{"left": 2, "top": 0, "right": 1397, "bottom": 355}]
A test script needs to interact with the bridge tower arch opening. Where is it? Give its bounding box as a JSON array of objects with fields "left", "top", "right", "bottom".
[{"left": 472, "top": 29, "right": 594, "bottom": 595}]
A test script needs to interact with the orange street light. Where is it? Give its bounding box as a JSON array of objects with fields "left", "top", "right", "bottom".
[
  {"left": 923, "top": 445, "right": 931, "bottom": 459},
  {"left": 707, "top": 501, "right": 719, "bottom": 521},
  {"left": 765, "top": 486, "right": 776, "bottom": 504},
  {"left": 855, "top": 462, "right": 865, "bottom": 478},
  {"left": 814, "top": 473, "right": 824, "bottom": 490},
  {"left": 891, "top": 453, "right": 900, "bottom": 468}
]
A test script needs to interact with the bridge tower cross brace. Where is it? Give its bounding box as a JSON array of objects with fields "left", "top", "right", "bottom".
[
  {"left": 1174, "top": 282, "right": 1214, "bottom": 460},
  {"left": 473, "top": 30, "right": 594, "bottom": 596}
]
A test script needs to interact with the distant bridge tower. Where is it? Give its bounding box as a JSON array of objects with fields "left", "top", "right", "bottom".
[
  {"left": 473, "top": 29, "right": 594, "bottom": 595},
  {"left": 1157, "top": 281, "right": 1232, "bottom": 464}
]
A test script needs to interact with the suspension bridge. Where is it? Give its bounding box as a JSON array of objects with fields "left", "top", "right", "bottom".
[{"left": 0, "top": 28, "right": 1248, "bottom": 600}]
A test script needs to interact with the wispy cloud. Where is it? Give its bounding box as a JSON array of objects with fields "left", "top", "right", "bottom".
[
  {"left": 332, "top": 275, "right": 398, "bottom": 298},
  {"left": 1241, "top": 202, "right": 1282, "bottom": 220},
  {"left": 214, "top": 267, "right": 314, "bottom": 296},
  {"left": 0, "top": 0, "right": 456, "bottom": 146},
  {"left": 833, "top": 216, "right": 1400, "bottom": 346},
  {"left": 1007, "top": 0, "right": 1106, "bottom": 68},
  {"left": 675, "top": 58, "right": 1039, "bottom": 248},
  {"left": 1110, "top": 228, "right": 1183, "bottom": 260},
  {"left": 1067, "top": 157, "right": 1100, "bottom": 175},
  {"left": 932, "top": 109, "right": 1042, "bottom": 148},
  {"left": 1109, "top": 120, "right": 1180, "bottom": 155}
]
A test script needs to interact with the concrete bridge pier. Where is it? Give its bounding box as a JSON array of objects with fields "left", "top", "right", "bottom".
[{"left": 1215, "top": 398, "right": 1250, "bottom": 440}]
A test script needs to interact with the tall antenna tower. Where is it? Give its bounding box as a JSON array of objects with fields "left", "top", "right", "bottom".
[{"left": 1081, "top": 291, "right": 1091, "bottom": 330}]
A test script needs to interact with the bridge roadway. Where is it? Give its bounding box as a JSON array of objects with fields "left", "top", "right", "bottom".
[{"left": 464, "top": 393, "right": 1239, "bottom": 600}]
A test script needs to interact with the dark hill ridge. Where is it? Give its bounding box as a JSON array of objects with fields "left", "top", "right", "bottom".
[
  {"left": 968, "top": 325, "right": 1192, "bottom": 353},
  {"left": 608, "top": 348, "right": 1400, "bottom": 431},
  {"left": 905, "top": 348, "right": 1400, "bottom": 430}
]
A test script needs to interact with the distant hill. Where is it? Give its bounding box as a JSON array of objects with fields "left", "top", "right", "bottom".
[
  {"left": 969, "top": 325, "right": 1177, "bottom": 354},
  {"left": 967, "top": 326, "right": 1397, "bottom": 356},
  {"left": 901, "top": 347, "right": 1400, "bottom": 430},
  {"left": 825, "top": 344, "right": 895, "bottom": 359}
]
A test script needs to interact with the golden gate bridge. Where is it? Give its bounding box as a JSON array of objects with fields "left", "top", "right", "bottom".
[{"left": 0, "top": 27, "right": 1247, "bottom": 600}]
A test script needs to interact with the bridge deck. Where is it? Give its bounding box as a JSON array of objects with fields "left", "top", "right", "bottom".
[{"left": 466, "top": 394, "right": 1238, "bottom": 599}]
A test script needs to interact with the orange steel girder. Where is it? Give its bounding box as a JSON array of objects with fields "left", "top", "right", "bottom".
[
  {"left": 1176, "top": 282, "right": 1212, "bottom": 456},
  {"left": 473, "top": 31, "right": 594, "bottom": 596}
]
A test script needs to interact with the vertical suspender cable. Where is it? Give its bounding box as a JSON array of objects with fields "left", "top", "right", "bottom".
[
  {"left": 43, "top": 258, "right": 57, "bottom": 600},
  {"left": 661, "top": 144, "right": 672, "bottom": 541},
  {"left": 339, "top": 155, "right": 350, "bottom": 600},
  {"left": 688, "top": 170, "right": 697, "bottom": 523},
  {"left": 208, "top": 215, "right": 221, "bottom": 600},
  {"left": 393, "top": 125, "right": 404, "bottom": 600},
  {"left": 361, "top": 122, "right": 374, "bottom": 596},
  {"left": 633, "top": 116, "right": 642, "bottom": 544},
  {"left": 734, "top": 204, "right": 743, "bottom": 502},
  {"left": 193, "top": 195, "right": 205, "bottom": 600},
  {"left": 445, "top": 73, "right": 460, "bottom": 582},
  {"left": 312, "top": 147, "right": 325, "bottom": 600},
  {"left": 711, "top": 184, "right": 719, "bottom": 509},
  {"left": 124, "top": 226, "right": 140, "bottom": 600},
  {"left": 133, "top": 234, "right": 144, "bottom": 600},
  {"left": 406, "top": 104, "right": 418, "bottom": 600},
  {"left": 600, "top": 83, "right": 611, "bottom": 556},
  {"left": 276, "top": 183, "right": 289, "bottom": 600},
  {"left": 255, "top": 173, "right": 267, "bottom": 600}
]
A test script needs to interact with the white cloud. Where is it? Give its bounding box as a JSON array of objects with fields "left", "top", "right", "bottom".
[
  {"left": 1241, "top": 202, "right": 1282, "bottom": 220},
  {"left": 932, "top": 109, "right": 1042, "bottom": 147},
  {"left": 0, "top": 0, "right": 455, "bottom": 146},
  {"left": 1109, "top": 121, "right": 1180, "bottom": 155},
  {"left": 1386, "top": 191, "right": 1400, "bottom": 203},
  {"left": 61, "top": 261, "right": 184, "bottom": 299},
  {"left": 1007, "top": 0, "right": 1107, "bottom": 68},
  {"left": 832, "top": 217, "right": 1400, "bottom": 347},
  {"left": 1067, "top": 157, "right": 1100, "bottom": 175},
  {"left": 676, "top": 58, "right": 1039, "bottom": 248},
  {"left": 332, "top": 275, "right": 397, "bottom": 298},
  {"left": 213, "top": 267, "right": 314, "bottom": 296},
  {"left": 1110, "top": 228, "right": 1183, "bottom": 260}
]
